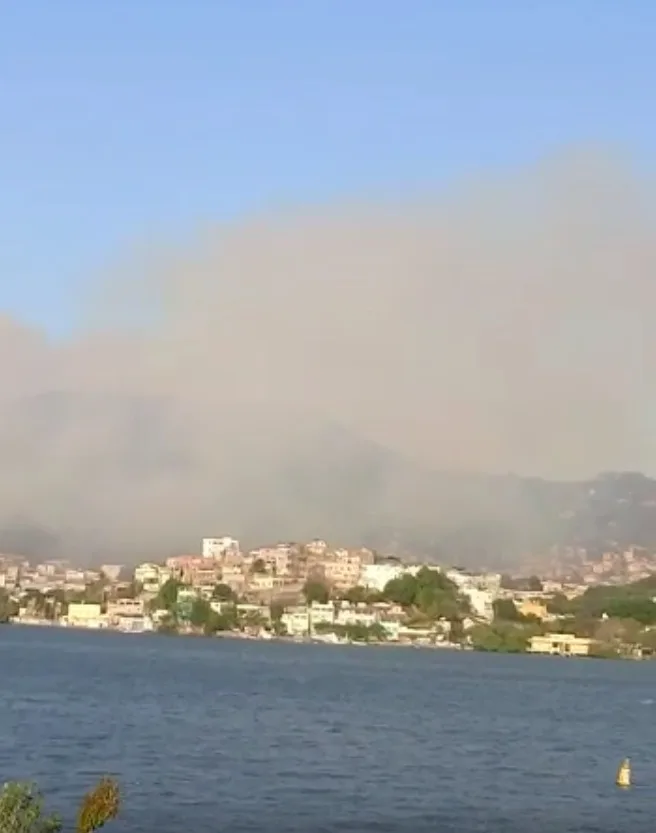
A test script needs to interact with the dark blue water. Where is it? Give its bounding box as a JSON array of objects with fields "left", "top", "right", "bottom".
[{"left": 1, "top": 627, "right": 655, "bottom": 833}]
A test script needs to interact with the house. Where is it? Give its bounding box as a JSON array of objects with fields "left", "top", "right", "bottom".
[{"left": 528, "top": 633, "right": 592, "bottom": 657}]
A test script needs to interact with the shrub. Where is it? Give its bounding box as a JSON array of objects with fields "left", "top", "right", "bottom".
[{"left": 0, "top": 777, "right": 119, "bottom": 833}]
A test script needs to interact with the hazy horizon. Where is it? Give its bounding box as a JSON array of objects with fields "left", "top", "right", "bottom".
[{"left": 1, "top": 149, "right": 656, "bottom": 560}]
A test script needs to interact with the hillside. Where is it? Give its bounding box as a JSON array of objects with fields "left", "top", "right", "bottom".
[{"left": 0, "top": 392, "right": 655, "bottom": 565}]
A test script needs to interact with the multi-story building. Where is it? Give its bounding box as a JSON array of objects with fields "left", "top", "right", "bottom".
[
  {"left": 166, "top": 556, "right": 218, "bottom": 585},
  {"left": 189, "top": 561, "right": 221, "bottom": 589},
  {"left": 250, "top": 545, "right": 292, "bottom": 576},
  {"left": 202, "top": 537, "right": 240, "bottom": 560},
  {"left": 135, "top": 562, "right": 171, "bottom": 592},
  {"left": 106, "top": 598, "right": 145, "bottom": 622},
  {"left": 323, "top": 550, "right": 363, "bottom": 591}
]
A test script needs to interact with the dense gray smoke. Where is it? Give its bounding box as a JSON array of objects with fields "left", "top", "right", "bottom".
[{"left": 1, "top": 149, "right": 655, "bottom": 562}]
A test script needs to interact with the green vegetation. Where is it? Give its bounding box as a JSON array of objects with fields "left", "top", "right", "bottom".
[
  {"left": 189, "top": 597, "right": 213, "bottom": 629},
  {"left": 492, "top": 598, "right": 539, "bottom": 624},
  {"left": 538, "top": 577, "right": 656, "bottom": 657},
  {"left": 340, "top": 585, "right": 381, "bottom": 604},
  {"left": 567, "top": 577, "right": 656, "bottom": 624},
  {"left": 211, "top": 583, "right": 236, "bottom": 602},
  {"left": 269, "top": 601, "right": 287, "bottom": 636},
  {"left": 469, "top": 621, "right": 540, "bottom": 653},
  {"left": 302, "top": 579, "right": 330, "bottom": 604},
  {"left": 0, "top": 777, "right": 119, "bottom": 833},
  {"left": 468, "top": 576, "right": 656, "bottom": 658},
  {"left": 151, "top": 578, "right": 182, "bottom": 613},
  {"left": 469, "top": 593, "right": 542, "bottom": 653},
  {"left": 382, "top": 566, "right": 469, "bottom": 622},
  {"left": 0, "top": 589, "right": 18, "bottom": 623}
]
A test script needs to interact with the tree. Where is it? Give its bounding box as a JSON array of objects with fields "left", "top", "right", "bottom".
[
  {"left": 469, "top": 622, "right": 535, "bottom": 653},
  {"left": 155, "top": 579, "right": 181, "bottom": 612},
  {"left": 493, "top": 599, "right": 523, "bottom": 622},
  {"left": 303, "top": 580, "right": 329, "bottom": 604},
  {"left": 526, "top": 575, "right": 543, "bottom": 592},
  {"left": 83, "top": 579, "right": 109, "bottom": 605},
  {"left": 212, "top": 583, "right": 236, "bottom": 602},
  {"left": 270, "top": 601, "right": 285, "bottom": 622},
  {"left": 567, "top": 579, "right": 656, "bottom": 625},
  {"left": 368, "top": 622, "right": 387, "bottom": 642},
  {"left": 546, "top": 593, "right": 571, "bottom": 615},
  {"left": 0, "top": 590, "right": 17, "bottom": 623},
  {"left": 189, "top": 598, "right": 212, "bottom": 629},
  {"left": 251, "top": 558, "right": 267, "bottom": 574},
  {"left": 382, "top": 568, "right": 467, "bottom": 621},
  {"left": 0, "top": 783, "right": 61, "bottom": 833},
  {"left": 341, "top": 586, "right": 369, "bottom": 604},
  {"left": 382, "top": 574, "right": 417, "bottom": 607}
]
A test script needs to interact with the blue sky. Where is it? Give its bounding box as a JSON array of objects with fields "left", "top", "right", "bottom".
[{"left": 1, "top": 1, "right": 654, "bottom": 334}]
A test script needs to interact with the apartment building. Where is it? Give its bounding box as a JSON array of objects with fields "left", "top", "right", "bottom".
[
  {"left": 324, "top": 550, "right": 363, "bottom": 591},
  {"left": 134, "top": 562, "right": 171, "bottom": 592},
  {"left": 106, "top": 598, "right": 145, "bottom": 621},
  {"left": 250, "top": 545, "right": 292, "bottom": 576}
]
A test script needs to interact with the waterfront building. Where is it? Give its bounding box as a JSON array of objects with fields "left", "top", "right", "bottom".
[{"left": 528, "top": 633, "right": 592, "bottom": 656}]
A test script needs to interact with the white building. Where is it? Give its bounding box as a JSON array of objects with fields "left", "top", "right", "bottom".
[
  {"left": 360, "top": 563, "right": 403, "bottom": 592},
  {"left": 281, "top": 607, "right": 310, "bottom": 636},
  {"left": 461, "top": 587, "right": 494, "bottom": 622},
  {"left": 134, "top": 562, "right": 170, "bottom": 592},
  {"left": 202, "top": 537, "right": 240, "bottom": 560},
  {"left": 335, "top": 603, "right": 377, "bottom": 627}
]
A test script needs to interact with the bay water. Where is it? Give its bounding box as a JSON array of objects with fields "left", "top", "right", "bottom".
[{"left": 1, "top": 626, "right": 655, "bottom": 832}]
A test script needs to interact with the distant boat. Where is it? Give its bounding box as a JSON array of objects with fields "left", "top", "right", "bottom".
[{"left": 616, "top": 758, "right": 631, "bottom": 788}]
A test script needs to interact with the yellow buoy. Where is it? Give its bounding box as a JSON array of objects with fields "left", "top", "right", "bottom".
[{"left": 616, "top": 757, "right": 631, "bottom": 788}]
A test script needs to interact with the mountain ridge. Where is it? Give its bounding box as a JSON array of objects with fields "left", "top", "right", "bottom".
[{"left": 0, "top": 392, "right": 655, "bottom": 566}]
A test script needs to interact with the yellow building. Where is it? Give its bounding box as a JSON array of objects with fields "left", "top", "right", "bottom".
[
  {"left": 66, "top": 602, "right": 104, "bottom": 628},
  {"left": 528, "top": 633, "right": 591, "bottom": 657},
  {"left": 517, "top": 599, "right": 549, "bottom": 620}
]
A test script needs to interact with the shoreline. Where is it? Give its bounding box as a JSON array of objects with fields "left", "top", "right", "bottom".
[
  {"left": 6, "top": 618, "right": 463, "bottom": 649},
  {"left": 5, "top": 619, "right": 638, "bottom": 658}
]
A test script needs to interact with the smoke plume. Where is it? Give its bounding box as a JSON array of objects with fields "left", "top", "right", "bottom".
[{"left": 1, "top": 148, "right": 655, "bottom": 561}]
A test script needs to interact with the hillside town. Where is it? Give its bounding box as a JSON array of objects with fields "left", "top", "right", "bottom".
[{"left": 3, "top": 537, "right": 656, "bottom": 659}]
